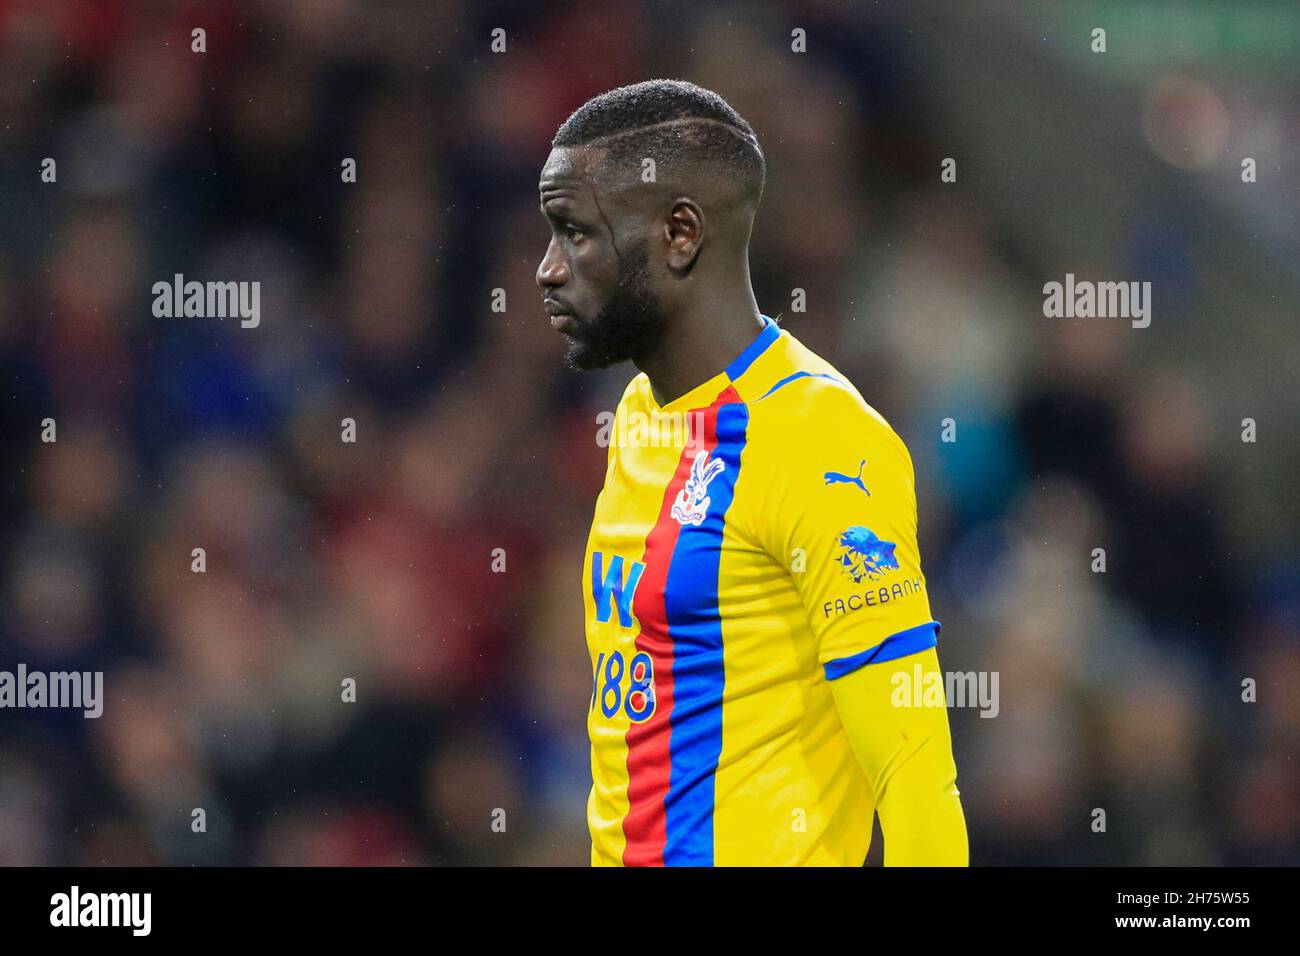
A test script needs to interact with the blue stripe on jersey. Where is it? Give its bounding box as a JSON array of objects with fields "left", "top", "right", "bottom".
[
  {"left": 725, "top": 315, "right": 780, "bottom": 381},
  {"left": 758, "top": 370, "right": 849, "bottom": 400},
  {"left": 823, "top": 620, "right": 941, "bottom": 680},
  {"left": 661, "top": 397, "right": 750, "bottom": 865}
]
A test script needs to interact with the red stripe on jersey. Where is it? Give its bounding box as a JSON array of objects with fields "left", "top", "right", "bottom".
[{"left": 621, "top": 394, "right": 725, "bottom": 866}]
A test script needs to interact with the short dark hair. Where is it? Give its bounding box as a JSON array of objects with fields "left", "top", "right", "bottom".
[{"left": 552, "top": 79, "right": 766, "bottom": 207}]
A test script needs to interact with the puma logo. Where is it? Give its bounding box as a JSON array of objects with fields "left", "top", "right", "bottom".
[{"left": 823, "top": 459, "right": 870, "bottom": 496}]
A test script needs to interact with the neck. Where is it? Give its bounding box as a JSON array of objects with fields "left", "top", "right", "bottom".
[{"left": 637, "top": 279, "right": 764, "bottom": 407}]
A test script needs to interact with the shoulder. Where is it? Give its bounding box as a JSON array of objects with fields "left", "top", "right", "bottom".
[
  {"left": 743, "top": 326, "right": 896, "bottom": 432},
  {"left": 745, "top": 358, "right": 911, "bottom": 476}
]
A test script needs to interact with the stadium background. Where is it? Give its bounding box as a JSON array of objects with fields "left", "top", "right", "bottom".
[{"left": 1, "top": 0, "right": 1297, "bottom": 866}]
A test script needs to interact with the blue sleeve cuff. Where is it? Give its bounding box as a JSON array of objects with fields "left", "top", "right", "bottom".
[{"left": 822, "top": 620, "right": 941, "bottom": 680}]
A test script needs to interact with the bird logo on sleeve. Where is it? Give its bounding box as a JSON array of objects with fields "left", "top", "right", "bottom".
[{"left": 836, "top": 526, "right": 899, "bottom": 582}]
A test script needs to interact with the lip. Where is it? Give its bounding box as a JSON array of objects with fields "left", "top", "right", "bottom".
[{"left": 544, "top": 300, "right": 576, "bottom": 331}]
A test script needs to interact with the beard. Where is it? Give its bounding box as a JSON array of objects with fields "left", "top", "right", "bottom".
[{"left": 562, "top": 237, "right": 667, "bottom": 371}]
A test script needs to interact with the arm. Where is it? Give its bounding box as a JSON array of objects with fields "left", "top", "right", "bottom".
[
  {"left": 828, "top": 646, "right": 968, "bottom": 865},
  {"left": 745, "top": 376, "right": 966, "bottom": 864}
]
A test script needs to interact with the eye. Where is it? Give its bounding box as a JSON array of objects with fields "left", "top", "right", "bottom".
[{"left": 565, "top": 224, "right": 585, "bottom": 243}]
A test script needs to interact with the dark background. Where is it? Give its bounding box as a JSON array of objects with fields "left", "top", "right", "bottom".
[{"left": 0, "top": 0, "right": 1297, "bottom": 865}]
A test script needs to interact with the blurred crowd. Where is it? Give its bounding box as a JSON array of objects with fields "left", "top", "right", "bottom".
[{"left": 0, "top": 0, "right": 1296, "bottom": 866}]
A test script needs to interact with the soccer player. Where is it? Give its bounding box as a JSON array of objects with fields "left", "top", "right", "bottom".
[{"left": 536, "top": 79, "right": 968, "bottom": 866}]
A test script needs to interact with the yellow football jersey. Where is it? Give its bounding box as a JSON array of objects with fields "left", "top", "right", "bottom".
[{"left": 583, "top": 314, "right": 939, "bottom": 865}]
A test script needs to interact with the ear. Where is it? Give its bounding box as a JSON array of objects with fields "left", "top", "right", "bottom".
[{"left": 663, "top": 199, "right": 704, "bottom": 273}]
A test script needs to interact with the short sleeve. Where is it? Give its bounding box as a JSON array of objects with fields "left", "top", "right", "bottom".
[{"left": 748, "top": 379, "right": 939, "bottom": 679}]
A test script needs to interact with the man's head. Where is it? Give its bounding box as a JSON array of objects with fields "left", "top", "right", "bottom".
[{"left": 536, "top": 79, "right": 766, "bottom": 371}]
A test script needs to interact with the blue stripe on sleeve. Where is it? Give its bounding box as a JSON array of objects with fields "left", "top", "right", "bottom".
[
  {"left": 757, "top": 370, "right": 848, "bottom": 400},
  {"left": 822, "top": 620, "right": 941, "bottom": 681}
]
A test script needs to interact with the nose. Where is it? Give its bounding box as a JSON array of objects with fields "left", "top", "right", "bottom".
[{"left": 536, "top": 234, "right": 569, "bottom": 292}]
